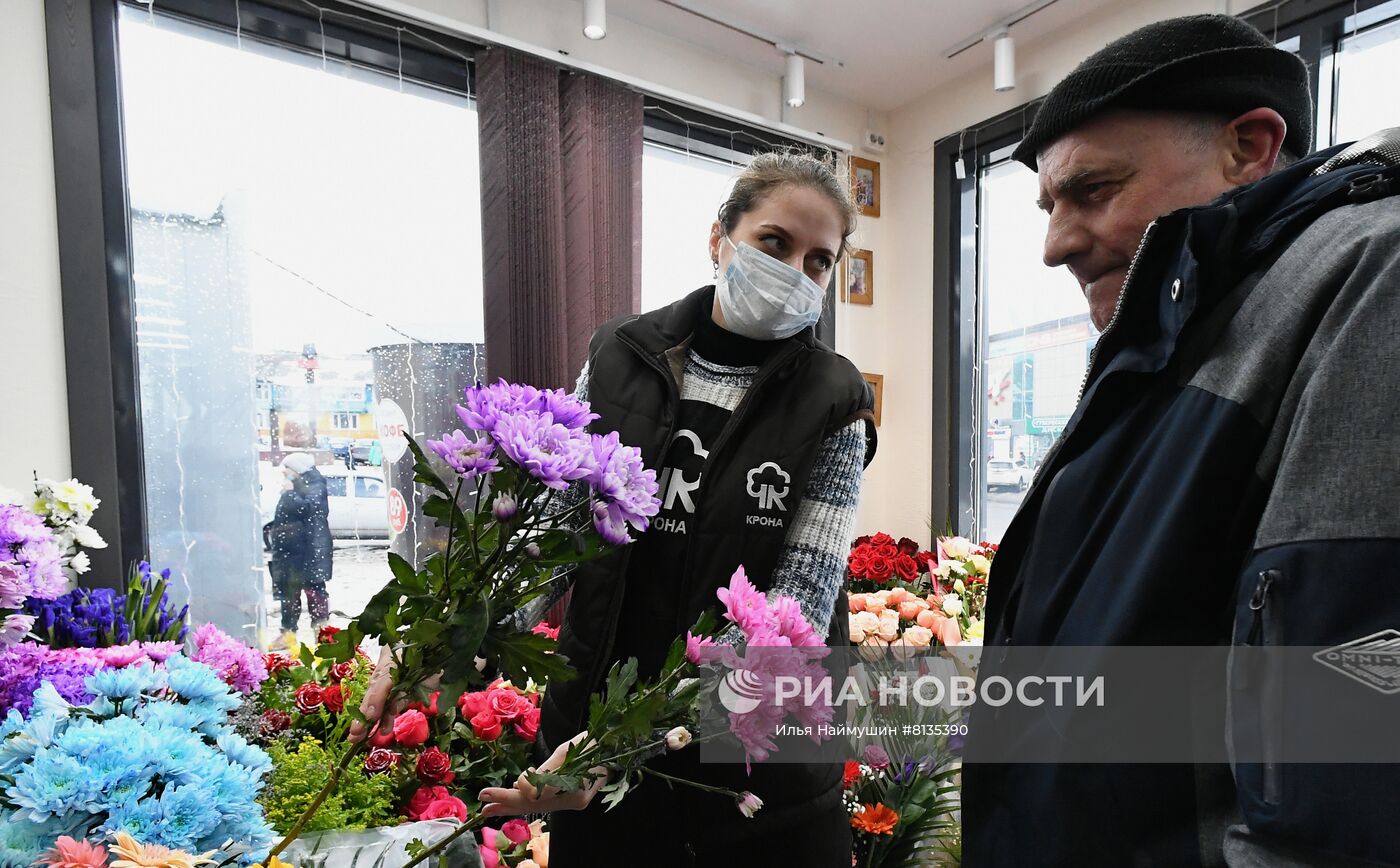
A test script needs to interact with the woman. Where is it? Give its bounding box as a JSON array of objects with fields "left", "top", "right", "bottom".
[
  {"left": 263, "top": 451, "right": 334, "bottom": 643},
  {"left": 479, "top": 151, "right": 877, "bottom": 866}
]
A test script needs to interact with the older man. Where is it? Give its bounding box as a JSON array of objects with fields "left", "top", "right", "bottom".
[{"left": 963, "top": 14, "right": 1399, "bottom": 868}]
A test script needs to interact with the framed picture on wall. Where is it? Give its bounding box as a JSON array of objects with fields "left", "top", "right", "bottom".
[
  {"left": 843, "top": 248, "right": 874, "bottom": 305},
  {"left": 850, "top": 156, "right": 881, "bottom": 217},
  {"left": 862, "top": 372, "right": 884, "bottom": 427}
]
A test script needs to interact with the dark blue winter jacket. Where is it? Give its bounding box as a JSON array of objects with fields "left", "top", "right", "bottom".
[{"left": 963, "top": 131, "right": 1400, "bottom": 867}]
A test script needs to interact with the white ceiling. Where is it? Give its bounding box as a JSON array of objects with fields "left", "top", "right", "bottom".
[{"left": 606, "top": 0, "right": 1116, "bottom": 112}]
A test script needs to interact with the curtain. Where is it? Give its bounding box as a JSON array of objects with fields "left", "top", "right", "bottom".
[{"left": 477, "top": 47, "right": 644, "bottom": 391}]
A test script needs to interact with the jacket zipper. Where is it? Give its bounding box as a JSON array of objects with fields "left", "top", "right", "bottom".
[
  {"left": 1245, "top": 569, "right": 1282, "bottom": 806},
  {"left": 674, "top": 342, "right": 806, "bottom": 633},
  {"left": 1072, "top": 219, "right": 1161, "bottom": 405}
]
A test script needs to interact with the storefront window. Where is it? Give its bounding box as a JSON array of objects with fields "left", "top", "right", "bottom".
[
  {"left": 641, "top": 143, "right": 742, "bottom": 313},
  {"left": 117, "top": 8, "right": 482, "bottom": 644}
]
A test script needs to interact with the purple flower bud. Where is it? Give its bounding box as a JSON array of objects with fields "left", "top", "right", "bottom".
[
  {"left": 492, "top": 493, "right": 517, "bottom": 522},
  {"left": 525, "top": 543, "right": 541, "bottom": 559}
]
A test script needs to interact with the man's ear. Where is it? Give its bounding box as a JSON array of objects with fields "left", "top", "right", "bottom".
[{"left": 1224, "top": 107, "right": 1288, "bottom": 184}]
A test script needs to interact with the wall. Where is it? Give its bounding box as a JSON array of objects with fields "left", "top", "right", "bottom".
[
  {"left": 0, "top": 0, "right": 69, "bottom": 493},
  {"left": 854, "top": 0, "right": 1222, "bottom": 543}
]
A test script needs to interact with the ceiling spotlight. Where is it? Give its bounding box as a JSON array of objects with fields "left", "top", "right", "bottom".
[
  {"left": 583, "top": 0, "right": 606, "bottom": 39},
  {"left": 993, "top": 28, "right": 1015, "bottom": 92},
  {"left": 784, "top": 52, "right": 805, "bottom": 108}
]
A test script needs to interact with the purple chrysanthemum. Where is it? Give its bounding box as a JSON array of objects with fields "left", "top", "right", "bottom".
[
  {"left": 586, "top": 433, "right": 659, "bottom": 545},
  {"left": 426, "top": 429, "right": 500, "bottom": 480},
  {"left": 456, "top": 380, "right": 599, "bottom": 434},
  {"left": 0, "top": 505, "right": 65, "bottom": 602},
  {"left": 0, "top": 563, "right": 25, "bottom": 609},
  {"left": 0, "top": 643, "right": 104, "bottom": 715},
  {"left": 491, "top": 412, "right": 596, "bottom": 491}
]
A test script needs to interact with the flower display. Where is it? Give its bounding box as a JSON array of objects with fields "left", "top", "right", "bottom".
[
  {"left": 846, "top": 533, "right": 932, "bottom": 594},
  {"left": 0, "top": 654, "right": 276, "bottom": 866},
  {"left": 0, "top": 643, "right": 104, "bottom": 716},
  {"left": 190, "top": 623, "right": 268, "bottom": 695}
]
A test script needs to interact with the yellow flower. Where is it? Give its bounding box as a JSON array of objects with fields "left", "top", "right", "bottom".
[
  {"left": 251, "top": 858, "right": 299, "bottom": 868},
  {"left": 108, "top": 832, "right": 215, "bottom": 868},
  {"left": 968, "top": 554, "right": 991, "bottom": 576},
  {"left": 965, "top": 618, "right": 985, "bottom": 641}
]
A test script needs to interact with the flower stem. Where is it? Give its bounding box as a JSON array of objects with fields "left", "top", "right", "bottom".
[
  {"left": 266, "top": 737, "right": 369, "bottom": 858},
  {"left": 400, "top": 814, "right": 488, "bottom": 868},
  {"left": 636, "top": 766, "right": 741, "bottom": 799}
]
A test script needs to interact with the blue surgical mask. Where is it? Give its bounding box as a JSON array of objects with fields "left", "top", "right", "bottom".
[{"left": 715, "top": 237, "right": 826, "bottom": 340}]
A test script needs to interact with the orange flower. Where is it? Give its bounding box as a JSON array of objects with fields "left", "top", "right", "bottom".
[
  {"left": 850, "top": 802, "right": 900, "bottom": 835},
  {"left": 108, "top": 832, "right": 214, "bottom": 868}
]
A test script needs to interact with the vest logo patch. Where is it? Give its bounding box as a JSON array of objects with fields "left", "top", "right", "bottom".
[
  {"left": 746, "top": 462, "right": 790, "bottom": 515},
  {"left": 1314, "top": 629, "right": 1400, "bottom": 694}
]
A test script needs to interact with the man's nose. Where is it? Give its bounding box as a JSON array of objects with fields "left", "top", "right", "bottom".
[{"left": 1043, "top": 211, "right": 1091, "bottom": 269}]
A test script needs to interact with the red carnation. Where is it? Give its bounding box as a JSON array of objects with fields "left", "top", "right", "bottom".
[
  {"left": 392, "top": 708, "right": 430, "bottom": 748},
  {"left": 364, "top": 747, "right": 401, "bottom": 775},
  {"left": 894, "top": 554, "right": 919, "bottom": 581},
  {"left": 405, "top": 785, "right": 451, "bottom": 821},
  {"left": 294, "top": 682, "right": 324, "bottom": 714},
  {"left": 415, "top": 746, "right": 455, "bottom": 784},
  {"left": 470, "top": 709, "right": 503, "bottom": 741},
  {"left": 259, "top": 708, "right": 291, "bottom": 737},
  {"left": 866, "top": 555, "right": 894, "bottom": 581},
  {"left": 316, "top": 625, "right": 343, "bottom": 645},
  {"left": 322, "top": 682, "right": 345, "bottom": 714}
]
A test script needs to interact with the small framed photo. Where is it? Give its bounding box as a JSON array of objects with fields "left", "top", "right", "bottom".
[
  {"left": 862, "top": 372, "right": 885, "bottom": 427},
  {"left": 850, "top": 156, "right": 881, "bottom": 217},
  {"left": 842, "top": 248, "right": 874, "bottom": 305}
]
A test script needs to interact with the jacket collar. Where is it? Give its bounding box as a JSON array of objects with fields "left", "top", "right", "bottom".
[{"left": 615, "top": 285, "right": 818, "bottom": 357}]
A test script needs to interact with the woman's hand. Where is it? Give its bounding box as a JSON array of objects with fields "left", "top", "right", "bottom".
[
  {"left": 477, "top": 731, "right": 608, "bottom": 818},
  {"left": 347, "top": 646, "right": 395, "bottom": 744}
]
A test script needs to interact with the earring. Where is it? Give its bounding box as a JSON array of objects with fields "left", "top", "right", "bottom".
[{"left": 712, "top": 260, "right": 719, "bottom": 279}]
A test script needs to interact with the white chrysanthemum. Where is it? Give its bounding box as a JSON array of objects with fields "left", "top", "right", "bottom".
[{"left": 71, "top": 523, "right": 107, "bottom": 549}]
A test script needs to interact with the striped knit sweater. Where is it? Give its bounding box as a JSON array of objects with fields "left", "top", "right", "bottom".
[{"left": 522, "top": 350, "right": 867, "bottom": 644}]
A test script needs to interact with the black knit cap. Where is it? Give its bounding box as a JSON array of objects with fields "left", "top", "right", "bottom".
[{"left": 1013, "top": 14, "right": 1312, "bottom": 170}]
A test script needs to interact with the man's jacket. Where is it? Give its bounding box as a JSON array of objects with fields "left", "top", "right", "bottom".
[{"left": 963, "top": 132, "right": 1400, "bottom": 866}]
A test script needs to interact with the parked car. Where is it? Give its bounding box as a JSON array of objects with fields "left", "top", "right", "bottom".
[
  {"left": 329, "top": 437, "right": 353, "bottom": 464},
  {"left": 350, "top": 438, "right": 376, "bottom": 466},
  {"left": 987, "top": 459, "right": 1029, "bottom": 492},
  {"left": 261, "top": 466, "right": 391, "bottom": 542}
]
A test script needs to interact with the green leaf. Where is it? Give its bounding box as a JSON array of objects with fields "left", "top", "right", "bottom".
[
  {"left": 317, "top": 623, "right": 363, "bottom": 663},
  {"left": 482, "top": 628, "right": 578, "bottom": 687},
  {"left": 356, "top": 580, "right": 404, "bottom": 638},
  {"left": 388, "top": 553, "right": 428, "bottom": 596},
  {"left": 406, "top": 435, "right": 451, "bottom": 496}
]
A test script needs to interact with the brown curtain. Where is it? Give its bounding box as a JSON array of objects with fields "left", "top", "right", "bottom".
[{"left": 477, "top": 47, "right": 643, "bottom": 391}]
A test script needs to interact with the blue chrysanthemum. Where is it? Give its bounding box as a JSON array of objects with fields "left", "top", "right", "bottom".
[
  {"left": 216, "top": 731, "right": 272, "bottom": 776},
  {"left": 85, "top": 661, "right": 158, "bottom": 700},
  {"left": 7, "top": 749, "right": 95, "bottom": 821}
]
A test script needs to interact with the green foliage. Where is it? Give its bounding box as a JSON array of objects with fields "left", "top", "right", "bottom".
[{"left": 260, "top": 739, "right": 398, "bottom": 834}]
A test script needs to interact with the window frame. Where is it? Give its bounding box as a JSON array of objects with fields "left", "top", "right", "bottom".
[
  {"left": 930, "top": 0, "right": 1400, "bottom": 539},
  {"left": 45, "top": 0, "right": 481, "bottom": 584},
  {"left": 47, "top": 0, "right": 852, "bottom": 584}
]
